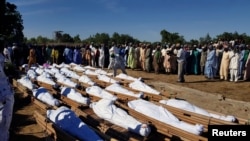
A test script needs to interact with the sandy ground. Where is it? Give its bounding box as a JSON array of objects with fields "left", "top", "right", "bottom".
[{"left": 9, "top": 68, "right": 250, "bottom": 141}]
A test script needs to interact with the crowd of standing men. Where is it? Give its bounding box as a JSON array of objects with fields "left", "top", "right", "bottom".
[{"left": 2, "top": 40, "right": 250, "bottom": 82}]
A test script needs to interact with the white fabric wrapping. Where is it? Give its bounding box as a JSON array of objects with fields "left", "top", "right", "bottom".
[
  {"left": 17, "top": 76, "right": 35, "bottom": 90},
  {"left": 115, "top": 73, "right": 138, "bottom": 81},
  {"left": 95, "top": 69, "right": 108, "bottom": 75},
  {"left": 32, "top": 87, "right": 60, "bottom": 106},
  {"left": 61, "top": 87, "right": 90, "bottom": 105},
  {"left": 159, "top": 99, "right": 236, "bottom": 122},
  {"left": 105, "top": 83, "right": 143, "bottom": 98},
  {"left": 83, "top": 65, "right": 96, "bottom": 70},
  {"left": 53, "top": 63, "right": 70, "bottom": 68},
  {"left": 60, "top": 67, "right": 80, "bottom": 79},
  {"left": 51, "top": 67, "right": 60, "bottom": 74},
  {"left": 86, "top": 86, "right": 117, "bottom": 101},
  {"left": 60, "top": 67, "right": 72, "bottom": 75},
  {"left": 72, "top": 65, "right": 86, "bottom": 72},
  {"left": 129, "top": 80, "right": 160, "bottom": 95},
  {"left": 128, "top": 99, "right": 204, "bottom": 135},
  {"left": 85, "top": 69, "right": 98, "bottom": 76},
  {"left": 54, "top": 72, "right": 65, "bottom": 79},
  {"left": 27, "top": 69, "right": 37, "bottom": 80},
  {"left": 90, "top": 99, "right": 151, "bottom": 137},
  {"left": 35, "top": 67, "right": 44, "bottom": 75},
  {"left": 36, "top": 72, "right": 56, "bottom": 85},
  {"left": 47, "top": 106, "right": 103, "bottom": 141},
  {"left": 97, "top": 74, "right": 118, "bottom": 84},
  {"left": 44, "top": 68, "right": 55, "bottom": 76},
  {"left": 22, "top": 64, "right": 28, "bottom": 69},
  {"left": 57, "top": 77, "right": 77, "bottom": 88},
  {"left": 69, "top": 62, "right": 77, "bottom": 66},
  {"left": 78, "top": 75, "right": 95, "bottom": 86}
]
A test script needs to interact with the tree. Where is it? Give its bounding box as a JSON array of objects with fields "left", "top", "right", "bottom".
[
  {"left": 27, "top": 37, "right": 37, "bottom": 45},
  {"left": 111, "top": 32, "right": 121, "bottom": 44},
  {"left": 160, "top": 29, "right": 185, "bottom": 44},
  {"left": 54, "top": 31, "right": 63, "bottom": 42},
  {"left": 199, "top": 33, "right": 212, "bottom": 44},
  {"left": 189, "top": 39, "right": 199, "bottom": 46},
  {"left": 36, "top": 35, "right": 50, "bottom": 44},
  {"left": 61, "top": 33, "right": 73, "bottom": 43},
  {"left": 0, "top": 0, "right": 24, "bottom": 44},
  {"left": 73, "top": 34, "right": 81, "bottom": 43}
]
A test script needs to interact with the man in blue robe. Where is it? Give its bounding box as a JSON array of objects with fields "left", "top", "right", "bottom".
[{"left": 205, "top": 45, "right": 217, "bottom": 79}]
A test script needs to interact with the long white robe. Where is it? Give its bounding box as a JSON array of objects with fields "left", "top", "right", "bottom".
[
  {"left": 90, "top": 99, "right": 151, "bottom": 137},
  {"left": 128, "top": 99, "right": 204, "bottom": 135},
  {"left": 47, "top": 106, "right": 103, "bottom": 141}
]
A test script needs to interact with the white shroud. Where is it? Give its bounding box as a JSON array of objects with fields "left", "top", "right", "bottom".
[
  {"left": 85, "top": 86, "right": 117, "bottom": 100},
  {"left": 159, "top": 99, "right": 236, "bottom": 122},
  {"left": 72, "top": 65, "right": 86, "bottom": 72},
  {"left": 32, "top": 87, "right": 60, "bottom": 106},
  {"left": 35, "top": 67, "right": 44, "bottom": 75},
  {"left": 90, "top": 99, "right": 151, "bottom": 137},
  {"left": 57, "top": 77, "right": 77, "bottom": 88},
  {"left": 27, "top": 69, "right": 37, "bottom": 80},
  {"left": 17, "top": 76, "right": 35, "bottom": 90},
  {"left": 128, "top": 99, "right": 204, "bottom": 135},
  {"left": 85, "top": 69, "right": 98, "bottom": 76},
  {"left": 60, "top": 67, "right": 80, "bottom": 79},
  {"left": 95, "top": 69, "right": 108, "bottom": 75},
  {"left": 129, "top": 80, "right": 160, "bottom": 95},
  {"left": 61, "top": 87, "right": 90, "bottom": 105},
  {"left": 47, "top": 106, "right": 103, "bottom": 141},
  {"left": 97, "top": 74, "right": 118, "bottom": 84},
  {"left": 105, "top": 83, "right": 143, "bottom": 98},
  {"left": 115, "top": 73, "right": 138, "bottom": 81},
  {"left": 36, "top": 72, "right": 56, "bottom": 85},
  {"left": 83, "top": 65, "right": 96, "bottom": 70},
  {"left": 78, "top": 75, "right": 95, "bottom": 86}
]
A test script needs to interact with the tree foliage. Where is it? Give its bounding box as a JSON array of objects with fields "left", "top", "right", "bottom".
[
  {"left": 1, "top": 0, "right": 250, "bottom": 47},
  {"left": 0, "top": 0, "right": 24, "bottom": 44},
  {"left": 73, "top": 34, "right": 81, "bottom": 43},
  {"left": 160, "top": 29, "right": 185, "bottom": 44}
]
